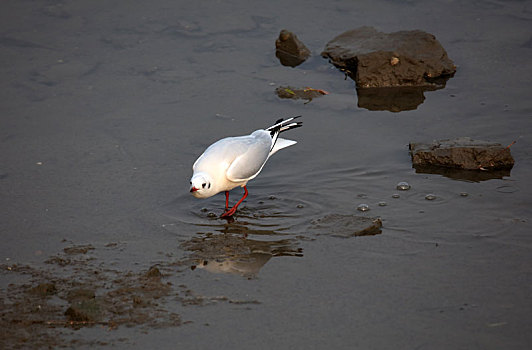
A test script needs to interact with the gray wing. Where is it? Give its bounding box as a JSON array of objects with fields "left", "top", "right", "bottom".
[{"left": 225, "top": 130, "right": 272, "bottom": 182}]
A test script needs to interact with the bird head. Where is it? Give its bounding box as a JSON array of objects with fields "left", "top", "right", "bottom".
[{"left": 189, "top": 172, "right": 214, "bottom": 198}]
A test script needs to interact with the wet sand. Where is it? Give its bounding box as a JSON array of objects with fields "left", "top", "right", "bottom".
[{"left": 1, "top": 0, "right": 531, "bottom": 349}]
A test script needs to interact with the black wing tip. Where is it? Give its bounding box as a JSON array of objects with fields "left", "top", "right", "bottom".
[
  {"left": 268, "top": 116, "right": 302, "bottom": 150},
  {"left": 267, "top": 116, "right": 303, "bottom": 131},
  {"left": 284, "top": 115, "right": 302, "bottom": 123}
]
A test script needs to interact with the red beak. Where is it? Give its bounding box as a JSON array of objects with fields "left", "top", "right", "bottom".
[{"left": 190, "top": 186, "right": 199, "bottom": 193}]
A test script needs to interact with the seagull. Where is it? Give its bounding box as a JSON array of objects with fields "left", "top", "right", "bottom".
[{"left": 189, "top": 116, "right": 302, "bottom": 217}]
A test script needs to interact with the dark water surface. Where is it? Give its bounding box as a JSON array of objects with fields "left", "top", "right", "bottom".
[{"left": 1, "top": 0, "right": 531, "bottom": 349}]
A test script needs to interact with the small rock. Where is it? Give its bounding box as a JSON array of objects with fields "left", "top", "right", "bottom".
[
  {"left": 29, "top": 283, "right": 57, "bottom": 296},
  {"left": 132, "top": 295, "right": 143, "bottom": 306},
  {"left": 145, "top": 266, "right": 162, "bottom": 279},
  {"left": 63, "top": 244, "right": 94, "bottom": 255},
  {"left": 275, "top": 30, "right": 311, "bottom": 67},
  {"left": 65, "top": 299, "right": 101, "bottom": 322}
]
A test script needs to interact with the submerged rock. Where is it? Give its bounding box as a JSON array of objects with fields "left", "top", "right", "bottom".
[
  {"left": 409, "top": 137, "right": 515, "bottom": 171},
  {"left": 275, "top": 86, "right": 328, "bottom": 103},
  {"left": 275, "top": 29, "right": 311, "bottom": 67},
  {"left": 321, "top": 26, "right": 456, "bottom": 88},
  {"left": 310, "top": 214, "right": 382, "bottom": 238},
  {"left": 63, "top": 244, "right": 94, "bottom": 255}
]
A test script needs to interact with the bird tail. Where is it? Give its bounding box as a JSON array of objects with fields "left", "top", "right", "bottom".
[{"left": 266, "top": 116, "right": 302, "bottom": 152}]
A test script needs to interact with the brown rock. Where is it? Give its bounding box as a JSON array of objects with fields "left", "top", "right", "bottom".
[
  {"left": 409, "top": 137, "right": 515, "bottom": 171},
  {"left": 321, "top": 26, "right": 456, "bottom": 88},
  {"left": 275, "top": 29, "right": 311, "bottom": 67},
  {"left": 144, "top": 265, "right": 162, "bottom": 279}
]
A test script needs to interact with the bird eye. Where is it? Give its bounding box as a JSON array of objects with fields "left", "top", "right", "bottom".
[
  {"left": 202, "top": 183, "right": 206, "bottom": 188},
  {"left": 208, "top": 183, "right": 211, "bottom": 189},
  {"left": 189, "top": 181, "right": 192, "bottom": 185}
]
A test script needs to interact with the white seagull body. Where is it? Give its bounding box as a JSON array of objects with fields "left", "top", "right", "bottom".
[{"left": 190, "top": 116, "right": 302, "bottom": 217}]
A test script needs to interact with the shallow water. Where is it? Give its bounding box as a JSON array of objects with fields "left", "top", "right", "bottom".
[{"left": 1, "top": 0, "right": 531, "bottom": 349}]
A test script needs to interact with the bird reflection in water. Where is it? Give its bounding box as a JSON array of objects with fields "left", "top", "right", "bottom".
[{"left": 181, "top": 226, "right": 303, "bottom": 278}]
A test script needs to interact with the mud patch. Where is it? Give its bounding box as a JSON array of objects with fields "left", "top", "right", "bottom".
[{"left": 0, "top": 242, "right": 255, "bottom": 348}]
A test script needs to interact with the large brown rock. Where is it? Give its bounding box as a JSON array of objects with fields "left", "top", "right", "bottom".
[
  {"left": 321, "top": 27, "right": 456, "bottom": 88},
  {"left": 409, "top": 137, "right": 515, "bottom": 171}
]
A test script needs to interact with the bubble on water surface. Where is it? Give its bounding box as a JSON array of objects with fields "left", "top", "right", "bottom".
[
  {"left": 392, "top": 194, "right": 400, "bottom": 198},
  {"left": 357, "top": 204, "right": 370, "bottom": 212},
  {"left": 378, "top": 201, "right": 387, "bottom": 206},
  {"left": 425, "top": 194, "right": 437, "bottom": 200},
  {"left": 460, "top": 192, "right": 469, "bottom": 197},
  {"left": 396, "top": 181, "right": 411, "bottom": 190}
]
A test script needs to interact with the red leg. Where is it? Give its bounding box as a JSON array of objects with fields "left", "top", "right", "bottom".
[
  {"left": 225, "top": 191, "right": 230, "bottom": 210},
  {"left": 221, "top": 186, "right": 248, "bottom": 217}
]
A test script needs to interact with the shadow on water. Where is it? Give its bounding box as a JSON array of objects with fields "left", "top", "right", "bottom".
[
  {"left": 413, "top": 165, "right": 512, "bottom": 182},
  {"left": 356, "top": 81, "right": 449, "bottom": 112}
]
